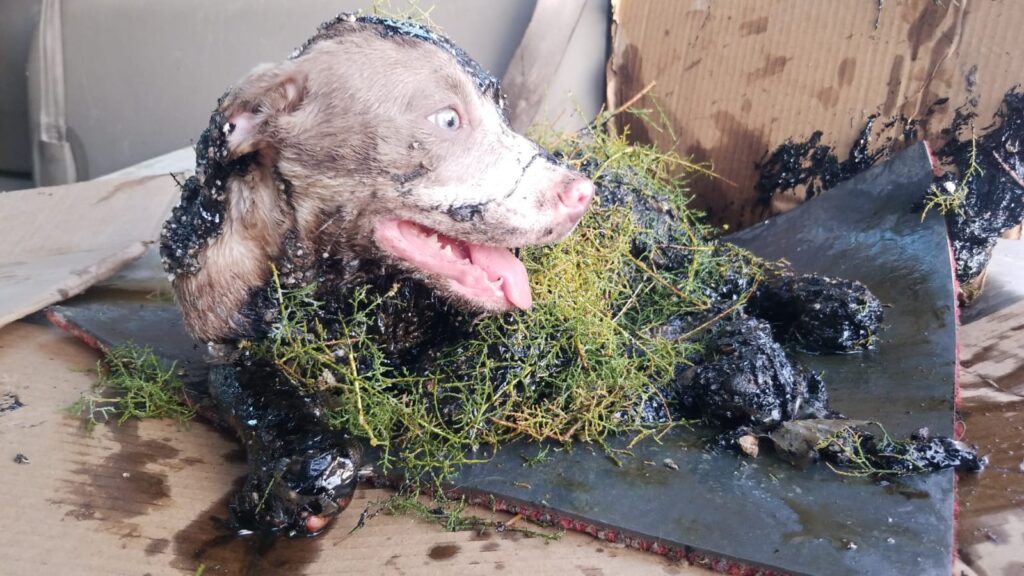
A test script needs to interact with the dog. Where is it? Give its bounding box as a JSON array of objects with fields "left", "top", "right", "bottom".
[
  {"left": 161, "top": 14, "right": 593, "bottom": 345},
  {"left": 159, "top": 14, "right": 899, "bottom": 539},
  {"left": 160, "top": 14, "right": 594, "bottom": 535}
]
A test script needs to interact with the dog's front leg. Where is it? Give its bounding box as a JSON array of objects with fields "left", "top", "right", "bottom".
[{"left": 207, "top": 361, "right": 362, "bottom": 535}]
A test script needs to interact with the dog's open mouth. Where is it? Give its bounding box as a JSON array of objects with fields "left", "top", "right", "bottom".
[{"left": 373, "top": 219, "right": 532, "bottom": 311}]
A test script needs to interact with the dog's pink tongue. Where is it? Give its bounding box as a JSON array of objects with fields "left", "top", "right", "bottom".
[{"left": 466, "top": 244, "right": 533, "bottom": 310}]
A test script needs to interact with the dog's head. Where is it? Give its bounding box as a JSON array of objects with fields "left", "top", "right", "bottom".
[
  {"left": 163, "top": 15, "right": 593, "bottom": 342},
  {"left": 229, "top": 16, "right": 590, "bottom": 307}
]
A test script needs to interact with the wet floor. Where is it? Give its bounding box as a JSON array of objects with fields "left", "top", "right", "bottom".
[{"left": 955, "top": 239, "right": 1024, "bottom": 576}]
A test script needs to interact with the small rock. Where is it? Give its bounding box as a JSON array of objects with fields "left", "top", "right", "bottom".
[
  {"left": 738, "top": 434, "right": 760, "bottom": 458},
  {"left": 663, "top": 458, "right": 679, "bottom": 471},
  {"left": 13, "top": 453, "right": 29, "bottom": 464}
]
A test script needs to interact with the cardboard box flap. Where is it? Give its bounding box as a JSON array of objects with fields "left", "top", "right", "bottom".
[{"left": 609, "top": 0, "right": 1022, "bottom": 228}]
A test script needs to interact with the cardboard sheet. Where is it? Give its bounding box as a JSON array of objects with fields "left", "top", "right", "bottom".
[
  {"left": 0, "top": 175, "right": 180, "bottom": 330},
  {"left": 609, "top": 0, "right": 1023, "bottom": 228}
]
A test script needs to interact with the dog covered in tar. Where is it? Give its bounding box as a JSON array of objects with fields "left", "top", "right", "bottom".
[
  {"left": 161, "top": 15, "right": 594, "bottom": 535},
  {"left": 162, "top": 15, "right": 929, "bottom": 537}
]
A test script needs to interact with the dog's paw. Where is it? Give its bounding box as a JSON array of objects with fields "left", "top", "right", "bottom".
[{"left": 231, "top": 435, "right": 361, "bottom": 536}]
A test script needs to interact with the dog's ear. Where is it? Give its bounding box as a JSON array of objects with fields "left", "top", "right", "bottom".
[{"left": 220, "top": 62, "right": 308, "bottom": 158}]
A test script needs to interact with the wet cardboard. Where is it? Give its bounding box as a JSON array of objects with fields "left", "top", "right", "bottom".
[
  {"left": 951, "top": 238, "right": 1024, "bottom": 576},
  {"left": 608, "top": 0, "right": 1024, "bottom": 229},
  {"left": 42, "top": 144, "right": 959, "bottom": 574}
]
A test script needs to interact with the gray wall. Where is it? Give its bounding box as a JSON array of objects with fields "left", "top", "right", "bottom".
[
  {"left": 40, "top": 0, "right": 606, "bottom": 180},
  {"left": 0, "top": 0, "right": 42, "bottom": 175}
]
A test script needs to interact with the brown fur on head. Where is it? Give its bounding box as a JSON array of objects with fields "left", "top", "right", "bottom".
[{"left": 161, "top": 16, "right": 593, "bottom": 343}]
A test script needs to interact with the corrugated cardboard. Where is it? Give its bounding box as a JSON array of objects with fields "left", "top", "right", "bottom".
[
  {"left": 0, "top": 175, "right": 180, "bottom": 330},
  {"left": 609, "top": 0, "right": 1022, "bottom": 228}
]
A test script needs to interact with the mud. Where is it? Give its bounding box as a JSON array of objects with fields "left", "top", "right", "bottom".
[{"left": 935, "top": 89, "right": 1024, "bottom": 286}]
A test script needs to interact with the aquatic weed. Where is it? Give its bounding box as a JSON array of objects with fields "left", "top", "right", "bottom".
[
  {"left": 921, "top": 128, "right": 981, "bottom": 221},
  {"left": 68, "top": 343, "right": 194, "bottom": 429},
  {"left": 251, "top": 123, "right": 765, "bottom": 489}
]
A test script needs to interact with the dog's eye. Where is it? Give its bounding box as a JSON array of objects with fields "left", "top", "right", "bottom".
[{"left": 428, "top": 107, "right": 461, "bottom": 131}]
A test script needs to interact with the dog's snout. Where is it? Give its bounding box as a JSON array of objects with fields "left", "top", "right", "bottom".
[{"left": 557, "top": 176, "right": 594, "bottom": 216}]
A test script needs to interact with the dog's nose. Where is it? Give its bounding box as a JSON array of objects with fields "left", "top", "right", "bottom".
[{"left": 557, "top": 176, "right": 594, "bottom": 214}]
